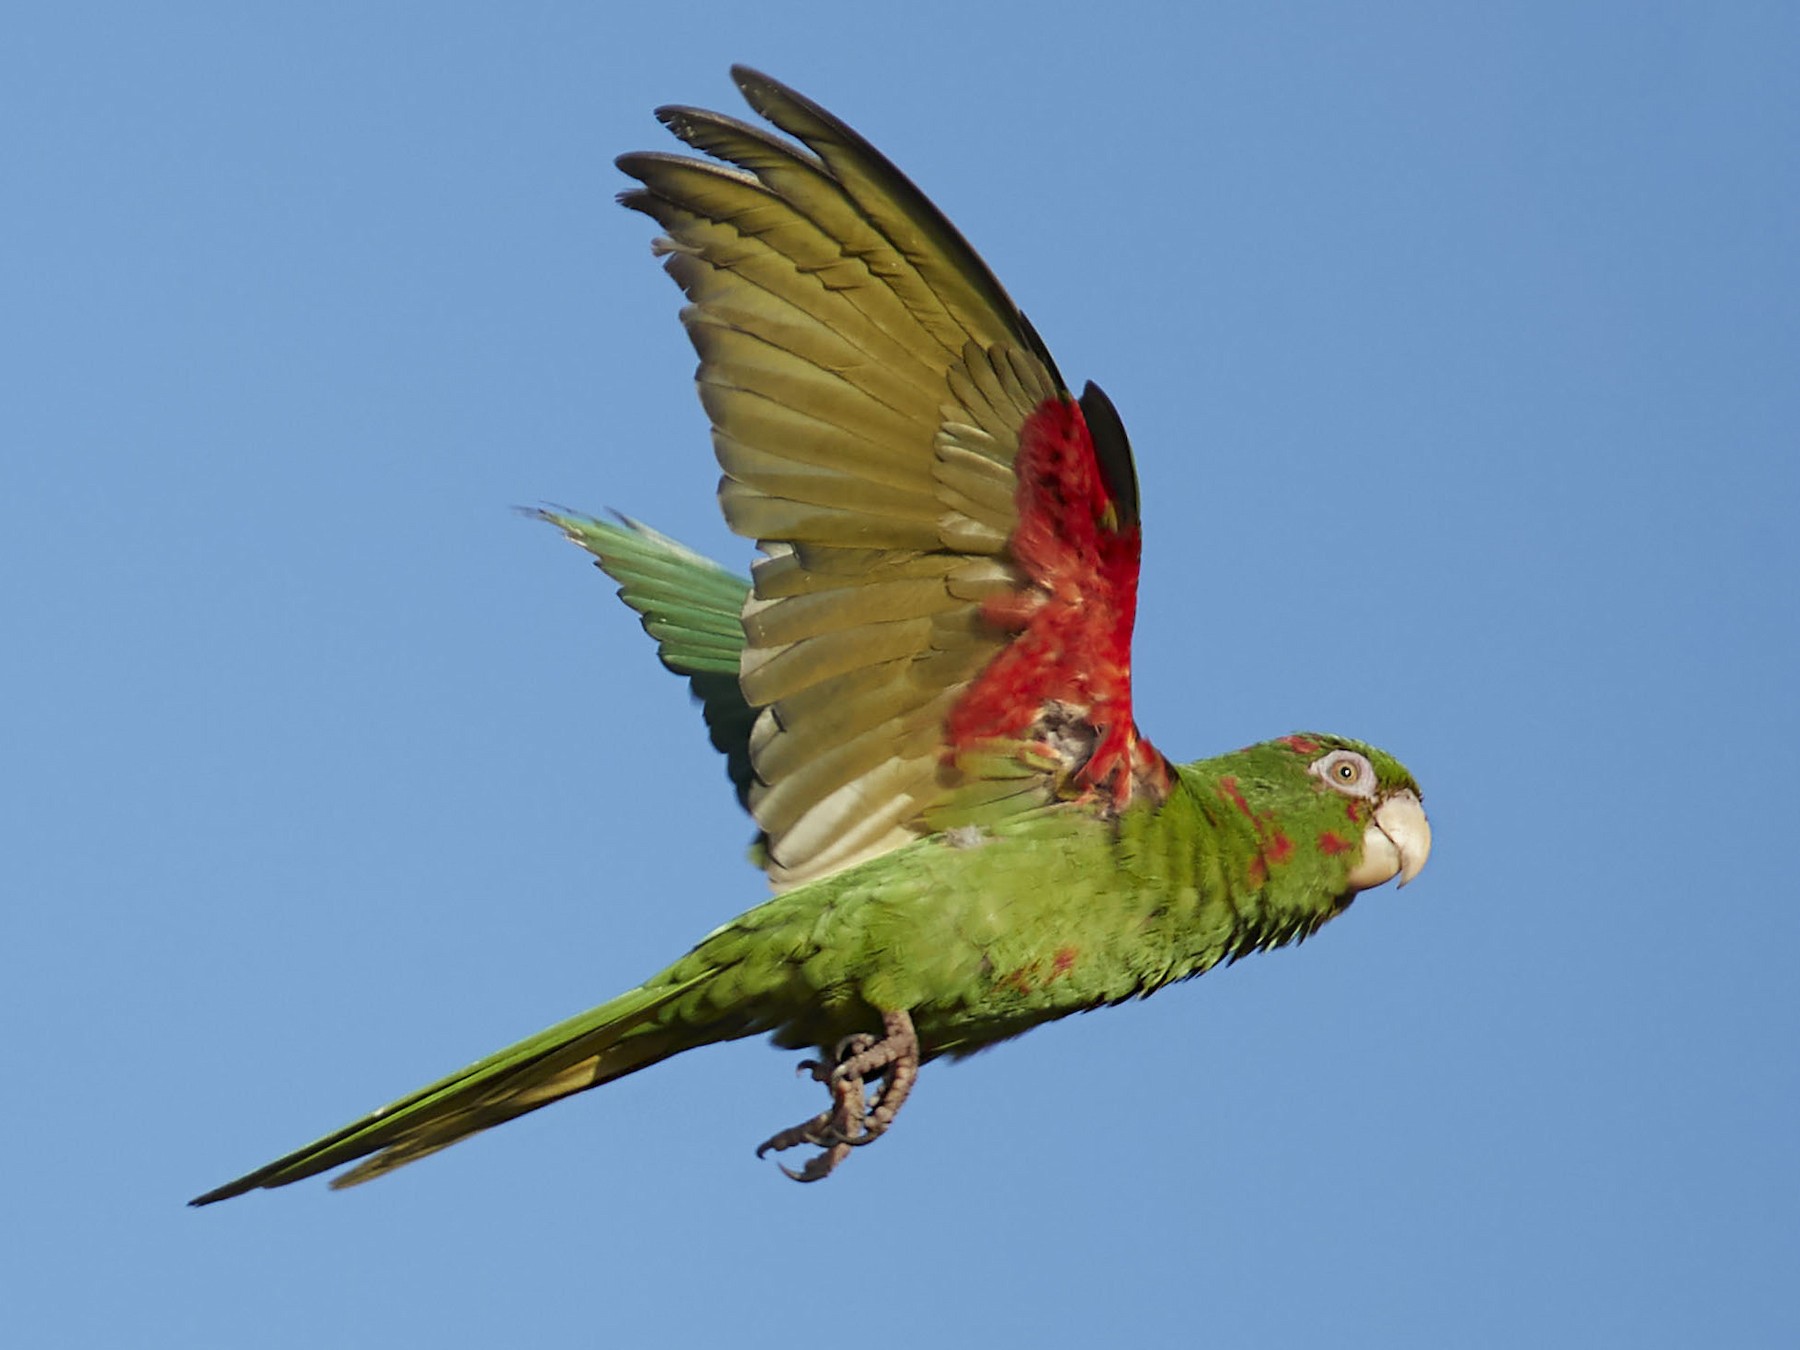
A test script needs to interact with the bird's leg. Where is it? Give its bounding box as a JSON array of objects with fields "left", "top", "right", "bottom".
[
  {"left": 836, "top": 1011, "right": 919, "bottom": 1147},
  {"left": 754, "top": 1010, "right": 919, "bottom": 1182},
  {"left": 751, "top": 1032, "right": 875, "bottom": 1180}
]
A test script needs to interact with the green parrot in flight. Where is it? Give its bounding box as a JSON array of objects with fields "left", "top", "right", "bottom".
[{"left": 192, "top": 67, "right": 1430, "bottom": 1203}]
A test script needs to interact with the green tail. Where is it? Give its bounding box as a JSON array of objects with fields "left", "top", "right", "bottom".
[
  {"left": 194, "top": 516, "right": 770, "bottom": 1206},
  {"left": 190, "top": 966, "right": 725, "bottom": 1204}
]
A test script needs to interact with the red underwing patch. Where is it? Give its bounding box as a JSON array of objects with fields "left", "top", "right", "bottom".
[
  {"left": 1051, "top": 945, "right": 1079, "bottom": 977},
  {"left": 945, "top": 395, "right": 1167, "bottom": 802}
]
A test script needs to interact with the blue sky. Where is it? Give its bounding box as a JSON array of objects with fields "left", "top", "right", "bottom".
[{"left": 6, "top": 3, "right": 1796, "bottom": 1346}]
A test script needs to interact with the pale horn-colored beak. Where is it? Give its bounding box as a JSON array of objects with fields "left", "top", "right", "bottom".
[{"left": 1344, "top": 789, "right": 1432, "bottom": 893}]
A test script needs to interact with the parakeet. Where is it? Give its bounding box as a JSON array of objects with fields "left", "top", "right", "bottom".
[{"left": 191, "top": 66, "right": 1429, "bottom": 1204}]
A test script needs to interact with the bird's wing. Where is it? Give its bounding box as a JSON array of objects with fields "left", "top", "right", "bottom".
[
  {"left": 620, "top": 67, "right": 1169, "bottom": 888},
  {"left": 538, "top": 510, "right": 757, "bottom": 810}
]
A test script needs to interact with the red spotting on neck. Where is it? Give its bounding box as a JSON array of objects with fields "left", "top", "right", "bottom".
[
  {"left": 1222, "top": 775, "right": 1298, "bottom": 888},
  {"left": 1217, "top": 776, "right": 1253, "bottom": 818},
  {"left": 1318, "top": 831, "right": 1353, "bottom": 855},
  {"left": 945, "top": 395, "right": 1166, "bottom": 802}
]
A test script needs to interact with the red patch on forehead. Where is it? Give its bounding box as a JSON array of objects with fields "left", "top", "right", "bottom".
[
  {"left": 1278, "top": 735, "right": 1322, "bottom": 756},
  {"left": 1318, "top": 830, "right": 1353, "bottom": 855}
]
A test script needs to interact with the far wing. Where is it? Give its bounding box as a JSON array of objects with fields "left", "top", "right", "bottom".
[
  {"left": 539, "top": 510, "right": 756, "bottom": 811},
  {"left": 620, "top": 68, "right": 1168, "bottom": 888}
]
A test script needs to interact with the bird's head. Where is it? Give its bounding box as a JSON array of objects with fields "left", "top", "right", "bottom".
[{"left": 1187, "top": 733, "right": 1431, "bottom": 900}]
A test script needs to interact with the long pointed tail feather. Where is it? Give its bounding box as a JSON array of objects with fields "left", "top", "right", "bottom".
[{"left": 190, "top": 968, "right": 722, "bottom": 1205}]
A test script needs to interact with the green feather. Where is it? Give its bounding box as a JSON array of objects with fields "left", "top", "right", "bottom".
[{"left": 536, "top": 510, "right": 756, "bottom": 810}]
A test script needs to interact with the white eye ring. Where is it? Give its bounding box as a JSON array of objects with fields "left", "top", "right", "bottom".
[{"left": 1310, "top": 750, "right": 1376, "bottom": 799}]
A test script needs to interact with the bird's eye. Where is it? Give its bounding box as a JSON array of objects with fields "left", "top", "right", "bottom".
[{"left": 1310, "top": 750, "right": 1375, "bottom": 798}]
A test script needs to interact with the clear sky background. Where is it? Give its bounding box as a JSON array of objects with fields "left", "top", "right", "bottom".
[{"left": 6, "top": 4, "right": 1796, "bottom": 1346}]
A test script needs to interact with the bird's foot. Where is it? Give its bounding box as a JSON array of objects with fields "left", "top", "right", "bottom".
[{"left": 755, "top": 1010, "right": 919, "bottom": 1182}]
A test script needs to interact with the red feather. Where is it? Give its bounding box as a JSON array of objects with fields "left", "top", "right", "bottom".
[{"left": 945, "top": 395, "right": 1167, "bottom": 802}]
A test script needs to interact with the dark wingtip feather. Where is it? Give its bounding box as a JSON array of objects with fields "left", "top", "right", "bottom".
[
  {"left": 1078, "top": 381, "right": 1142, "bottom": 530},
  {"left": 711, "top": 66, "right": 1063, "bottom": 382}
]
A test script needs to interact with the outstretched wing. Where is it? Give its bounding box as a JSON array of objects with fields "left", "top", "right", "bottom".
[{"left": 619, "top": 67, "right": 1169, "bottom": 888}]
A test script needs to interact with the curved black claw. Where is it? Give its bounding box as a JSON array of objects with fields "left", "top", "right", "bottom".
[
  {"left": 775, "top": 1144, "right": 852, "bottom": 1183},
  {"left": 755, "top": 1010, "right": 920, "bottom": 1182}
]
